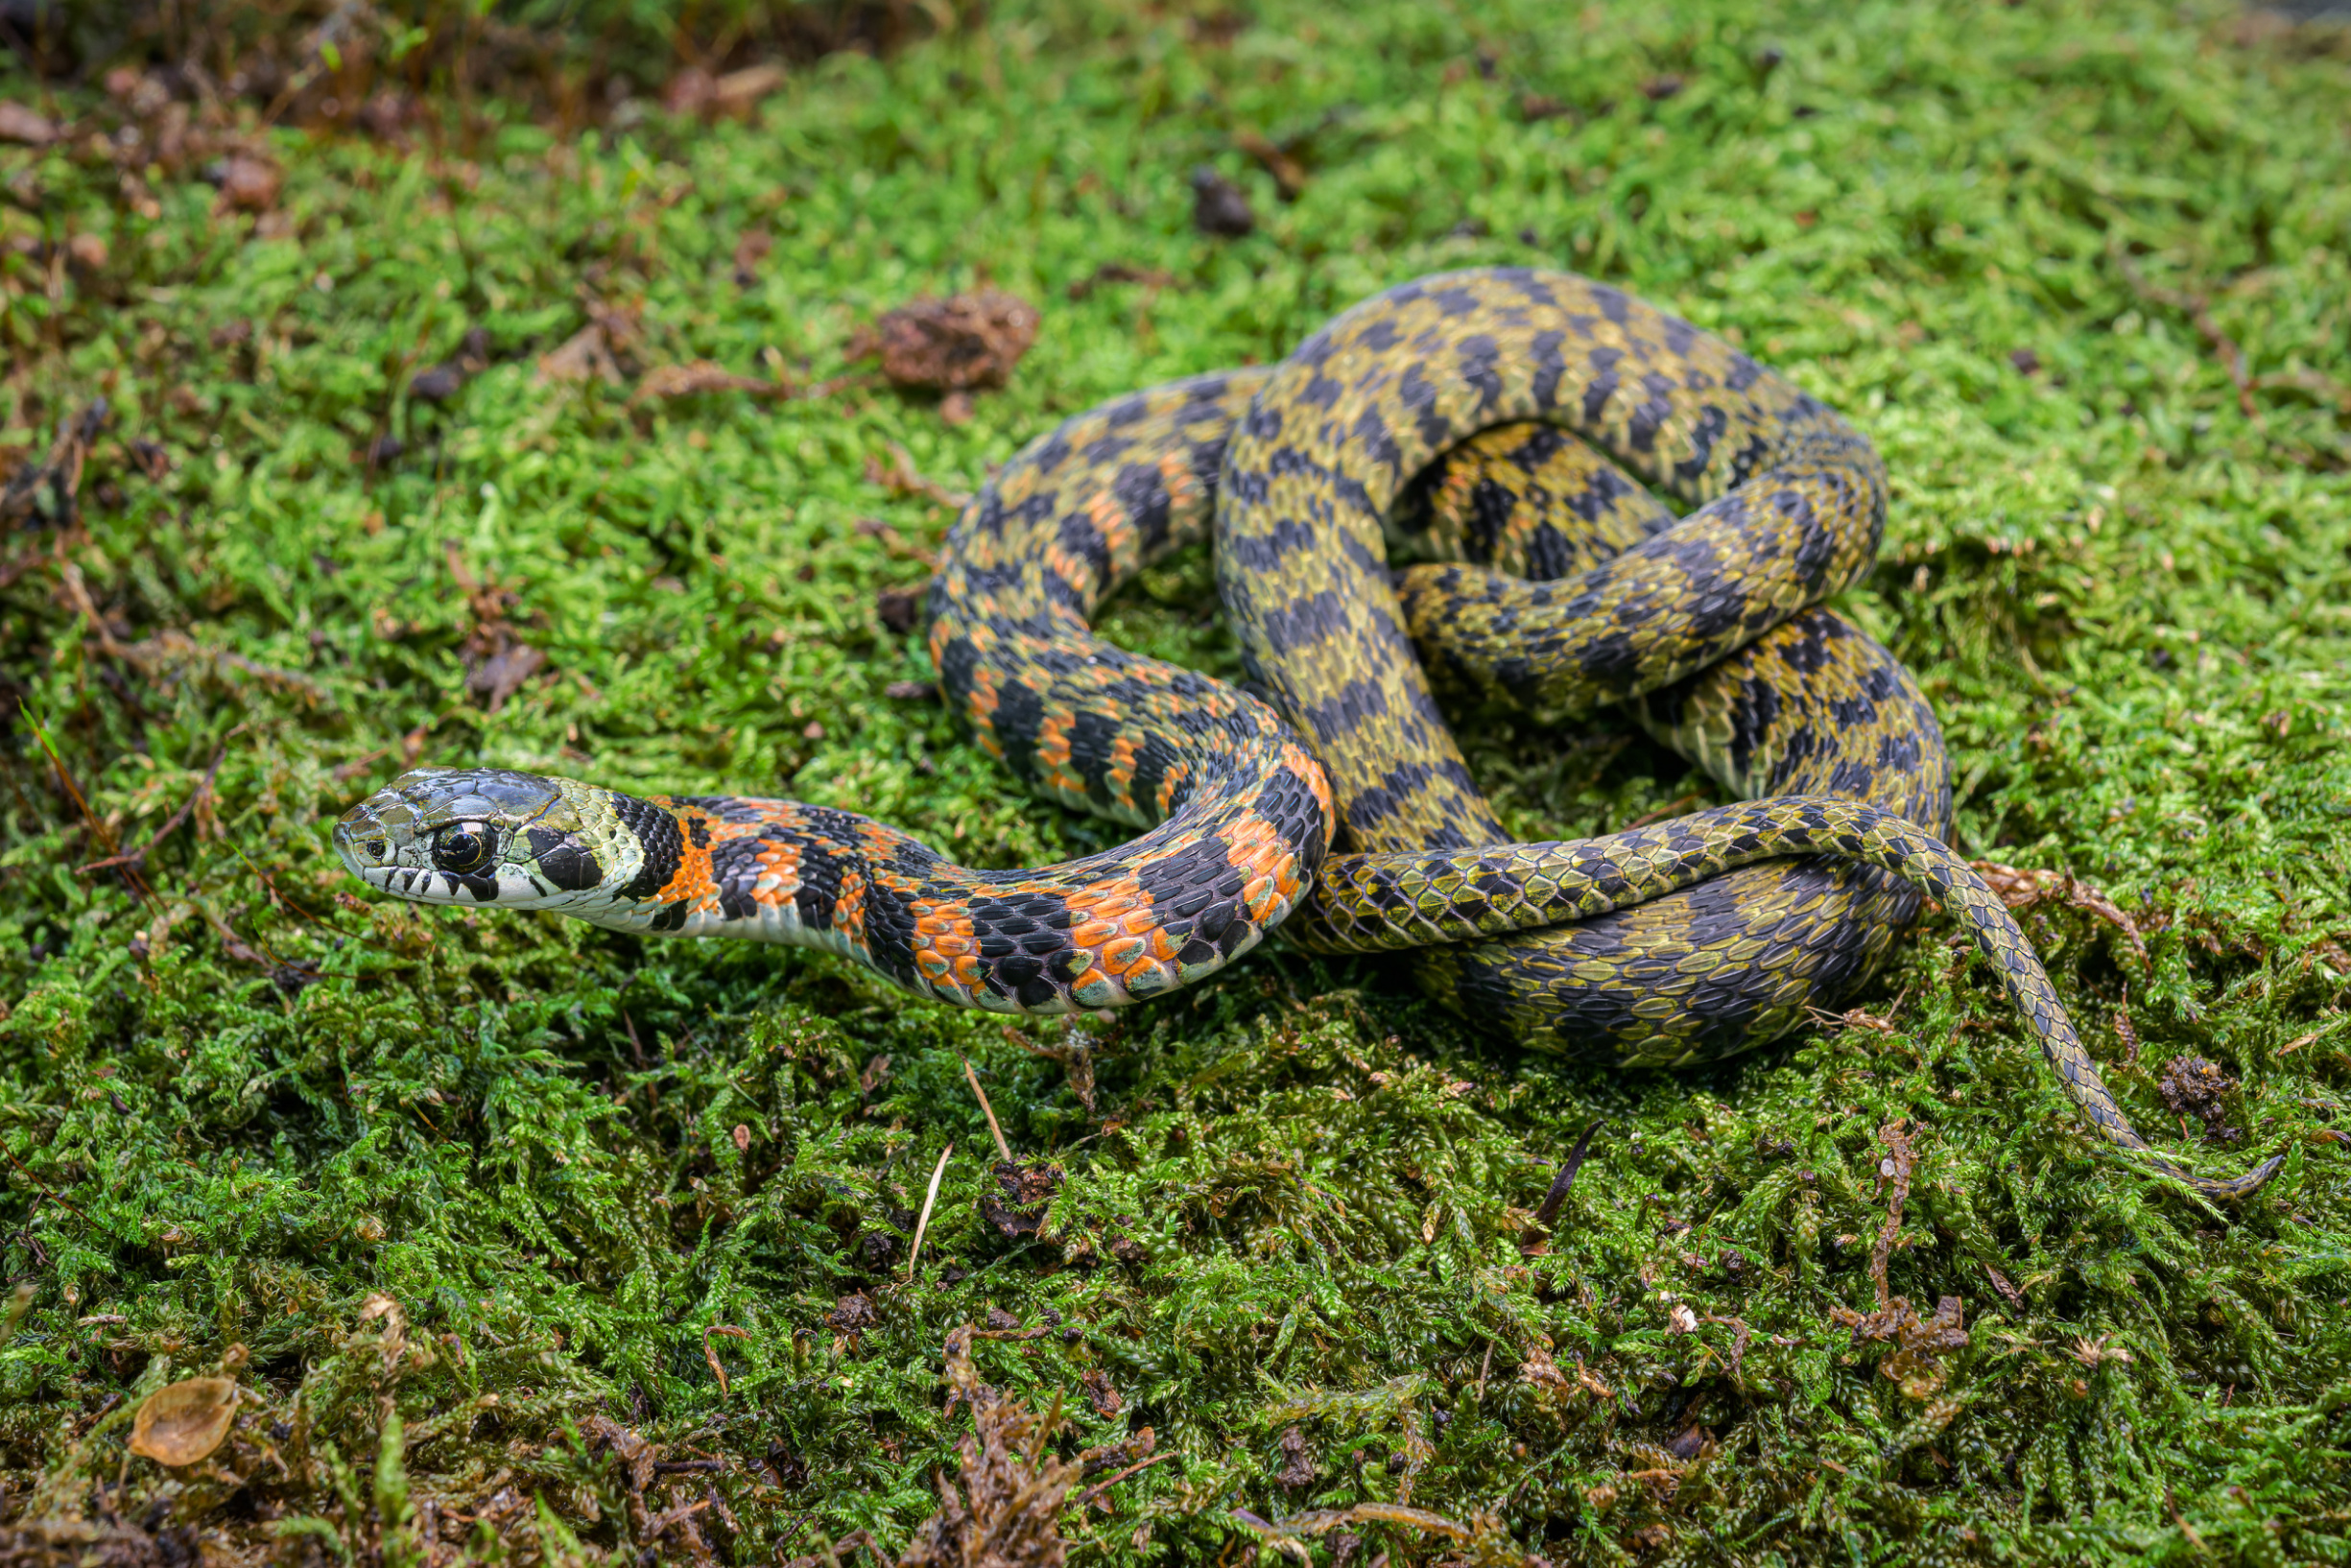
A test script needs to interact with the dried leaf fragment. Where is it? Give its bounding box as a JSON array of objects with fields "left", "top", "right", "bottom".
[{"left": 129, "top": 1377, "right": 237, "bottom": 1466}]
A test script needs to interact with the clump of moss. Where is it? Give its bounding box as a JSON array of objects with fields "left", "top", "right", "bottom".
[{"left": 2, "top": 0, "right": 2348, "bottom": 1562}]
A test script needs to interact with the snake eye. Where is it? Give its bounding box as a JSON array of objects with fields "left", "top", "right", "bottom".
[{"left": 432, "top": 823, "right": 496, "bottom": 875}]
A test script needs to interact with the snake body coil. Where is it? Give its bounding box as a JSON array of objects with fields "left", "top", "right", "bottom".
[{"left": 338, "top": 268, "right": 2279, "bottom": 1201}]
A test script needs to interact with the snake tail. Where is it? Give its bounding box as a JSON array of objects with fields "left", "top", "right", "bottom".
[{"left": 1299, "top": 796, "right": 2283, "bottom": 1203}]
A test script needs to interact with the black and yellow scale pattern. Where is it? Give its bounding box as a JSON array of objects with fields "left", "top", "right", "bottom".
[{"left": 337, "top": 268, "right": 2279, "bottom": 1201}]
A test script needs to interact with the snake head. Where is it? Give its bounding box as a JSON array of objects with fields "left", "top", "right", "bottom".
[{"left": 335, "top": 768, "right": 622, "bottom": 907}]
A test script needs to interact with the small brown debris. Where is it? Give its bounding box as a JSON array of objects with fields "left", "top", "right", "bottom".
[
  {"left": 865, "top": 443, "right": 970, "bottom": 508},
  {"left": 1275, "top": 1425, "right": 1314, "bottom": 1490},
  {"left": 212, "top": 154, "right": 283, "bottom": 214},
  {"left": 633, "top": 359, "right": 783, "bottom": 402},
  {"left": 411, "top": 327, "right": 492, "bottom": 403},
  {"left": 713, "top": 65, "right": 787, "bottom": 114},
  {"left": 536, "top": 323, "right": 625, "bottom": 388},
  {"left": 886, "top": 679, "right": 937, "bottom": 701},
  {"left": 1235, "top": 131, "right": 1307, "bottom": 200},
  {"left": 1641, "top": 75, "right": 1686, "bottom": 100},
  {"left": 1081, "top": 1366, "right": 1123, "bottom": 1418},
  {"left": 731, "top": 228, "right": 773, "bottom": 287},
  {"left": 2159, "top": 1056, "right": 2243, "bottom": 1144},
  {"left": 1515, "top": 1344, "right": 1573, "bottom": 1391},
  {"left": 129, "top": 1376, "right": 237, "bottom": 1466},
  {"left": 665, "top": 64, "right": 787, "bottom": 119},
  {"left": 982, "top": 1160, "right": 1062, "bottom": 1239},
  {"left": 409, "top": 364, "right": 463, "bottom": 402},
  {"left": 66, "top": 232, "right": 107, "bottom": 271},
  {"left": 731, "top": 1124, "right": 751, "bottom": 1152},
  {"left": 852, "top": 290, "right": 1040, "bottom": 393},
  {"left": 358, "top": 90, "right": 415, "bottom": 139},
  {"left": 829, "top": 1292, "right": 877, "bottom": 1334},
  {"left": 663, "top": 68, "right": 718, "bottom": 117},
  {"left": 1520, "top": 92, "right": 1574, "bottom": 123},
  {"left": 2009, "top": 346, "right": 2042, "bottom": 375},
  {"left": 1665, "top": 1424, "right": 1712, "bottom": 1461},
  {"left": 1066, "top": 263, "right": 1183, "bottom": 300},
  {"left": 447, "top": 548, "right": 549, "bottom": 713},
  {"left": 902, "top": 1327, "right": 1084, "bottom": 1568},
  {"left": 127, "top": 439, "right": 169, "bottom": 480},
  {"left": 1189, "top": 166, "right": 1256, "bottom": 237},
  {"left": 877, "top": 584, "right": 928, "bottom": 634},
  {"left": 1, "top": 399, "right": 106, "bottom": 532},
  {"left": 939, "top": 391, "right": 975, "bottom": 425},
  {"left": 1970, "top": 860, "right": 2149, "bottom": 965},
  {"left": 0, "top": 102, "right": 57, "bottom": 145}
]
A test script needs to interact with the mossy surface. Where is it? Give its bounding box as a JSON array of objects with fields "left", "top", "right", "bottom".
[{"left": 3, "top": 2, "right": 2350, "bottom": 1562}]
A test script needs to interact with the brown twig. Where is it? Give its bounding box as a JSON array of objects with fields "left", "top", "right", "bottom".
[
  {"left": 23, "top": 703, "right": 151, "bottom": 908},
  {"left": 2, "top": 1143, "right": 87, "bottom": 1220},
  {"left": 74, "top": 746, "right": 223, "bottom": 879},
  {"left": 1071, "top": 1450, "right": 1176, "bottom": 1510}
]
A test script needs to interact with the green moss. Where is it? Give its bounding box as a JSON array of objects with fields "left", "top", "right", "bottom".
[{"left": 3, "top": 0, "right": 2349, "bottom": 1562}]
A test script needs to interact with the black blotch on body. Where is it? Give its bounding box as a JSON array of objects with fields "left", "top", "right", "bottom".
[
  {"left": 525, "top": 826, "right": 603, "bottom": 891},
  {"left": 615, "top": 795, "right": 684, "bottom": 900}
]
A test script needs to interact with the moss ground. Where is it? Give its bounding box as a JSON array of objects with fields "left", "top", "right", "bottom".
[{"left": 4, "top": 1, "right": 2351, "bottom": 1563}]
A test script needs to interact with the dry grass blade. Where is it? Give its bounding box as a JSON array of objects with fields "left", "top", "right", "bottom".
[
  {"left": 907, "top": 1142, "right": 954, "bottom": 1281},
  {"left": 962, "top": 1057, "right": 1013, "bottom": 1163}
]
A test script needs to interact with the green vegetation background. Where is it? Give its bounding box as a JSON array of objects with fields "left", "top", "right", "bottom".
[{"left": 4, "top": 1, "right": 2350, "bottom": 1562}]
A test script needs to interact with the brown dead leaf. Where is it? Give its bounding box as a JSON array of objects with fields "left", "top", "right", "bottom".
[
  {"left": 129, "top": 1376, "right": 237, "bottom": 1466},
  {"left": 1516, "top": 1344, "right": 1573, "bottom": 1391},
  {"left": 0, "top": 102, "right": 57, "bottom": 146},
  {"left": 854, "top": 291, "right": 1039, "bottom": 392}
]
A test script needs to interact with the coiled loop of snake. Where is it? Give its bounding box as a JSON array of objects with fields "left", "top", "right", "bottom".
[{"left": 336, "top": 268, "right": 2281, "bottom": 1202}]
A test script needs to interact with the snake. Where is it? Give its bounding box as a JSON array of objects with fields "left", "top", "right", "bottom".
[{"left": 335, "top": 268, "right": 2280, "bottom": 1202}]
